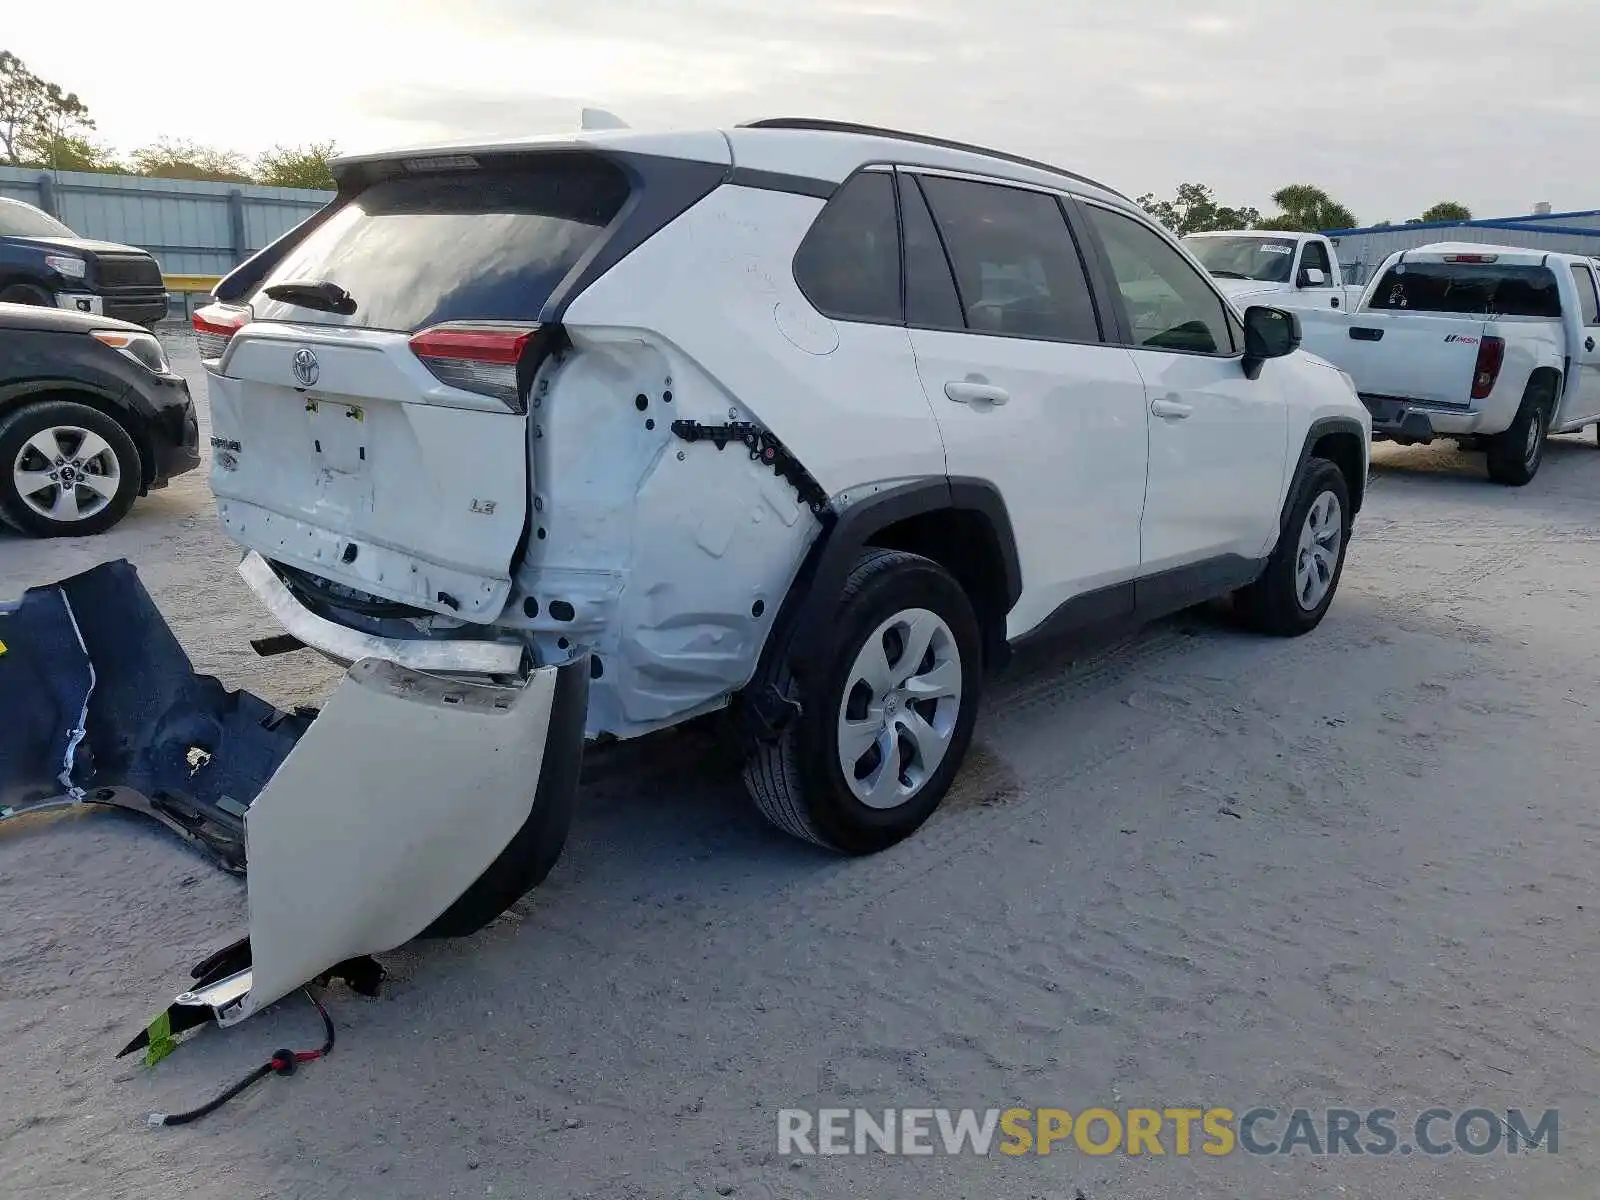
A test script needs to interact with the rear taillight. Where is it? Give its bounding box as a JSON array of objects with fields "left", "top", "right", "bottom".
[
  {"left": 193, "top": 302, "right": 250, "bottom": 361},
  {"left": 408, "top": 323, "right": 538, "bottom": 411},
  {"left": 1471, "top": 335, "right": 1505, "bottom": 400}
]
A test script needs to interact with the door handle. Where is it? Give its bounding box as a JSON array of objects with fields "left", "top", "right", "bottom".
[
  {"left": 1587, "top": 336, "right": 1596, "bottom": 352},
  {"left": 1331, "top": 297, "right": 1340, "bottom": 309},
  {"left": 944, "top": 381, "right": 1010, "bottom": 406},
  {"left": 1150, "top": 397, "right": 1193, "bottom": 419}
]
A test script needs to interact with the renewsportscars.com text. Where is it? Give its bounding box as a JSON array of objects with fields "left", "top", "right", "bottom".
[{"left": 778, "top": 1106, "right": 1558, "bottom": 1157}]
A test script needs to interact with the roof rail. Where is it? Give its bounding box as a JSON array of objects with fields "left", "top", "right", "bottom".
[{"left": 738, "top": 117, "right": 1128, "bottom": 201}]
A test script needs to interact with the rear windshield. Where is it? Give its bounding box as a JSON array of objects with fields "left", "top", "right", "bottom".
[
  {"left": 249, "top": 156, "right": 630, "bottom": 331},
  {"left": 1364, "top": 261, "right": 1562, "bottom": 318}
]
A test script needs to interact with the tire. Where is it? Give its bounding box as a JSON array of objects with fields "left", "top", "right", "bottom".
[
  {"left": 1235, "top": 457, "right": 1351, "bottom": 637},
  {"left": 1485, "top": 383, "right": 1552, "bottom": 486},
  {"left": 0, "top": 400, "right": 142, "bottom": 537},
  {"left": 0, "top": 283, "right": 52, "bottom": 306},
  {"left": 744, "top": 548, "right": 984, "bottom": 854}
]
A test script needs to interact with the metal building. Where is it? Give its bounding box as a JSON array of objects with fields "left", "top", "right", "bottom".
[
  {"left": 1325, "top": 206, "right": 1600, "bottom": 286},
  {"left": 0, "top": 165, "right": 332, "bottom": 315}
]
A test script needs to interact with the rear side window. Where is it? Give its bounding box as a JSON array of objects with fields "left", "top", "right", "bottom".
[
  {"left": 250, "top": 156, "right": 630, "bottom": 332},
  {"left": 1366, "top": 262, "right": 1562, "bottom": 318},
  {"left": 1569, "top": 263, "right": 1600, "bottom": 325},
  {"left": 916, "top": 176, "right": 1101, "bottom": 342},
  {"left": 898, "top": 175, "right": 964, "bottom": 329},
  {"left": 793, "top": 171, "right": 901, "bottom": 324}
]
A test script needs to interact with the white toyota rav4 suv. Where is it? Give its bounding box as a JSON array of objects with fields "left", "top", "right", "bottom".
[{"left": 195, "top": 118, "right": 1370, "bottom": 858}]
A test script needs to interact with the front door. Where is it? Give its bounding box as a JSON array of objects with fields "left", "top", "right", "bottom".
[
  {"left": 1564, "top": 261, "right": 1600, "bottom": 424},
  {"left": 897, "top": 170, "right": 1150, "bottom": 639},
  {"left": 1295, "top": 239, "right": 1344, "bottom": 309},
  {"left": 1076, "top": 202, "right": 1288, "bottom": 575}
]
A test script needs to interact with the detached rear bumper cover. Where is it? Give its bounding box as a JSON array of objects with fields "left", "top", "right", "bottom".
[{"left": 1, "top": 560, "right": 587, "bottom": 1029}]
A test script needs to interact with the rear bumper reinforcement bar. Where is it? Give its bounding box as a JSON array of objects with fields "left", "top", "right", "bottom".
[{"left": 237, "top": 551, "right": 528, "bottom": 676}]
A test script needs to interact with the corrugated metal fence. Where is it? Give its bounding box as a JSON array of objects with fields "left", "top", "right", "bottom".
[{"left": 0, "top": 164, "right": 332, "bottom": 314}]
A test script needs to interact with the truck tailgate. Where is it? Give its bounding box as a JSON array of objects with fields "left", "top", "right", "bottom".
[
  {"left": 1301, "top": 311, "right": 1488, "bottom": 407},
  {"left": 208, "top": 323, "right": 529, "bottom": 624}
]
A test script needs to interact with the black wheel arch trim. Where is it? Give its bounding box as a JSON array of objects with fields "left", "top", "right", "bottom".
[
  {"left": 0, "top": 376, "right": 130, "bottom": 413},
  {"left": 0, "top": 378, "right": 156, "bottom": 490},
  {"left": 1284, "top": 416, "right": 1368, "bottom": 533},
  {"left": 739, "top": 476, "right": 1021, "bottom": 744}
]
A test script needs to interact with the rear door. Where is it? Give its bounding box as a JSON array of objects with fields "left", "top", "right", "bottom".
[
  {"left": 205, "top": 154, "right": 634, "bottom": 623},
  {"left": 1563, "top": 260, "right": 1600, "bottom": 422},
  {"left": 898, "top": 170, "right": 1150, "bottom": 639}
]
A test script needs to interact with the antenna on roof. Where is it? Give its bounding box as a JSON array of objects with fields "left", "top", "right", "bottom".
[{"left": 581, "top": 107, "right": 629, "bottom": 131}]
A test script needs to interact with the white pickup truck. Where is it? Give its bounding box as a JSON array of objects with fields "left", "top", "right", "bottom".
[
  {"left": 1297, "top": 242, "right": 1600, "bottom": 484},
  {"left": 1183, "top": 230, "right": 1364, "bottom": 315}
]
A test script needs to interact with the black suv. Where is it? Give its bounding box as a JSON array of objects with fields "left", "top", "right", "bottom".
[
  {"left": 0, "top": 196, "right": 169, "bottom": 328},
  {"left": 0, "top": 303, "right": 199, "bottom": 536}
]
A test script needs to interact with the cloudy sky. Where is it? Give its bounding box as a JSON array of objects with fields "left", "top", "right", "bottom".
[{"left": 9, "top": 0, "right": 1594, "bottom": 223}]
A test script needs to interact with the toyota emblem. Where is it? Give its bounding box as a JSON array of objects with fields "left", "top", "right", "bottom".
[{"left": 292, "top": 347, "right": 320, "bottom": 388}]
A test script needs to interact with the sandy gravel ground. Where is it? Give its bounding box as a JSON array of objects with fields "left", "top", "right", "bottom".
[{"left": 2, "top": 334, "right": 1598, "bottom": 1199}]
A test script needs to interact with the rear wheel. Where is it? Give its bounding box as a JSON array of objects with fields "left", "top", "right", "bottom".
[
  {"left": 744, "top": 548, "right": 983, "bottom": 854},
  {"left": 0, "top": 400, "right": 142, "bottom": 537},
  {"left": 1486, "top": 383, "right": 1551, "bottom": 486}
]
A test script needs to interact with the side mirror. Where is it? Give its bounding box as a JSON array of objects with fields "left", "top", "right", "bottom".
[
  {"left": 1299, "top": 267, "right": 1327, "bottom": 287},
  {"left": 1242, "top": 305, "right": 1301, "bottom": 380}
]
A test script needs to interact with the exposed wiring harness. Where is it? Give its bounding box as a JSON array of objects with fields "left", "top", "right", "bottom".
[{"left": 147, "top": 988, "right": 335, "bottom": 1127}]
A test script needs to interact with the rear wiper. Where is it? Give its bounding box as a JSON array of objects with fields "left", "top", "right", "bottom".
[{"left": 263, "top": 279, "right": 357, "bottom": 316}]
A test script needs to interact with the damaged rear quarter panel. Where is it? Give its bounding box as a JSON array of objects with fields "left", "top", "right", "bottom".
[
  {"left": 510, "top": 329, "right": 819, "bottom": 737},
  {"left": 527, "top": 183, "right": 947, "bottom": 739}
]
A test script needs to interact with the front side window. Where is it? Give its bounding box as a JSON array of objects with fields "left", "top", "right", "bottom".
[
  {"left": 915, "top": 175, "right": 1101, "bottom": 343},
  {"left": 793, "top": 170, "right": 902, "bottom": 324},
  {"left": 1299, "top": 241, "right": 1333, "bottom": 286},
  {"left": 1088, "top": 206, "right": 1236, "bottom": 355}
]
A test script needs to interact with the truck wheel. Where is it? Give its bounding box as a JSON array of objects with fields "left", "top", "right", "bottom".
[
  {"left": 1486, "top": 384, "right": 1552, "bottom": 486},
  {"left": 744, "top": 548, "right": 983, "bottom": 854},
  {"left": 0, "top": 400, "right": 142, "bottom": 537},
  {"left": 0, "top": 283, "right": 52, "bottom": 306},
  {"left": 1235, "top": 457, "right": 1351, "bottom": 637}
]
